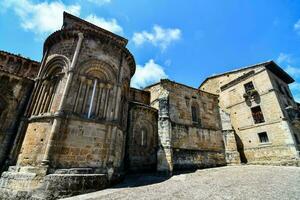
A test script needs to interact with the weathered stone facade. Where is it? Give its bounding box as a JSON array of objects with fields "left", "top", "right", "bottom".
[
  {"left": 0, "top": 12, "right": 135, "bottom": 199},
  {"left": 0, "top": 51, "right": 40, "bottom": 172},
  {"left": 0, "top": 12, "right": 299, "bottom": 200},
  {"left": 200, "top": 61, "right": 300, "bottom": 166},
  {"left": 126, "top": 88, "right": 158, "bottom": 172},
  {"left": 145, "top": 80, "right": 227, "bottom": 174}
]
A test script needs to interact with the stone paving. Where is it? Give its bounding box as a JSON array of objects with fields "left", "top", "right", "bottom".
[{"left": 63, "top": 165, "right": 300, "bottom": 200}]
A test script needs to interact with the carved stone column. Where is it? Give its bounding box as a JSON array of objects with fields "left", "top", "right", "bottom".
[{"left": 157, "top": 90, "right": 173, "bottom": 175}]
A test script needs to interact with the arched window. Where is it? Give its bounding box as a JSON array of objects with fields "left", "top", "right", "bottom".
[
  {"left": 31, "top": 60, "right": 64, "bottom": 116},
  {"left": 141, "top": 129, "right": 147, "bottom": 147},
  {"left": 73, "top": 60, "right": 117, "bottom": 120}
]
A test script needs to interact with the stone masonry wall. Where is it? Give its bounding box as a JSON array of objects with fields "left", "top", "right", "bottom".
[
  {"left": 129, "top": 88, "right": 150, "bottom": 105},
  {"left": 200, "top": 65, "right": 299, "bottom": 165},
  {"left": 146, "top": 80, "right": 226, "bottom": 172},
  {"left": 126, "top": 103, "right": 158, "bottom": 172},
  {"left": 52, "top": 119, "right": 125, "bottom": 173},
  {"left": 0, "top": 51, "right": 39, "bottom": 172}
]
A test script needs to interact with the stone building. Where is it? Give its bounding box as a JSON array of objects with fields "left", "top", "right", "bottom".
[
  {"left": 0, "top": 51, "right": 40, "bottom": 172},
  {"left": 200, "top": 61, "right": 300, "bottom": 165},
  {"left": 0, "top": 12, "right": 228, "bottom": 199},
  {"left": 0, "top": 12, "right": 298, "bottom": 199},
  {"left": 145, "top": 79, "right": 227, "bottom": 173}
]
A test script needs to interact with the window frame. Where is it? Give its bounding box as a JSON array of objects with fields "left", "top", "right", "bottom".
[
  {"left": 191, "top": 103, "right": 200, "bottom": 124},
  {"left": 251, "top": 106, "right": 265, "bottom": 124},
  {"left": 258, "top": 132, "right": 269, "bottom": 143},
  {"left": 244, "top": 81, "right": 255, "bottom": 93}
]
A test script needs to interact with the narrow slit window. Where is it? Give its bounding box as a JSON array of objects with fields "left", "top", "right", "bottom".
[
  {"left": 251, "top": 106, "right": 265, "bottom": 124},
  {"left": 141, "top": 129, "right": 147, "bottom": 147},
  {"left": 191, "top": 103, "right": 199, "bottom": 123},
  {"left": 258, "top": 132, "right": 269, "bottom": 143}
]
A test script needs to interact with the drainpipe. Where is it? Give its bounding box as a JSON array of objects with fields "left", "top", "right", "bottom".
[{"left": 42, "top": 32, "right": 84, "bottom": 165}]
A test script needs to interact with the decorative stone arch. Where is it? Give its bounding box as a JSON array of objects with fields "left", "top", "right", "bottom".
[
  {"left": 126, "top": 107, "right": 158, "bottom": 172},
  {"left": 73, "top": 60, "right": 118, "bottom": 119},
  {"left": 41, "top": 55, "right": 69, "bottom": 78},
  {"left": 78, "top": 59, "right": 117, "bottom": 84},
  {"left": 31, "top": 55, "right": 69, "bottom": 115},
  {"left": 132, "top": 118, "right": 155, "bottom": 147}
]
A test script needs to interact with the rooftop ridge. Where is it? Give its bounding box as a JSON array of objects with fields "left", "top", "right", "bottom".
[
  {"left": 199, "top": 60, "right": 294, "bottom": 88},
  {"left": 205, "top": 60, "right": 272, "bottom": 81},
  {"left": 0, "top": 50, "right": 40, "bottom": 64},
  {"left": 63, "top": 12, "right": 128, "bottom": 46}
]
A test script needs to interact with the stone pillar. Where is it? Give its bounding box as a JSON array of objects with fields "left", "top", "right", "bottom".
[
  {"left": 73, "top": 76, "right": 85, "bottom": 113},
  {"left": 42, "top": 32, "right": 84, "bottom": 165},
  {"left": 82, "top": 79, "right": 92, "bottom": 114},
  {"left": 33, "top": 83, "right": 46, "bottom": 115},
  {"left": 157, "top": 91, "right": 173, "bottom": 175},
  {"left": 281, "top": 120, "right": 300, "bottom": 159},
  {"left": 99, "top": 84, "right": 106, "bottom": 118},
  {"left": 95, "top": 84, "right": 103, "bottom": 117},
  {"left": 104, "top": 84, "right": 112, "bottom": 119},
  {"left": 223, "top": 130, "right": 241, "bottom": 165},
  {"left": 220, "top": 109, "right": 241, "bottom": 165},
  {"left": 40, "top": 82, "right": 51, "bottom": 113}
]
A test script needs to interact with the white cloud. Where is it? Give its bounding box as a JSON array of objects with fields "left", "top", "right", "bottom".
[
  {"left": 87, "top": 0, "right": 111, "bottom": 5},
  {"left": 132, "top": 25, "right": 181, "bottom": 50},
  {"left": 2, "top": 0, "right": 123, "bottom": 37},
  {"left": 85, "top": 14, "right": 123, "bottom": 34},
  {"left": 285, "top": 66, "right": 300, "bottom": 78},
  {"left": 2, "top": 0, "right": 80, "bottom": 36},
  {"left": 294, "top": 19, "right": 300, "bottom": 35},
  {"left": 277, "top": 53, "right": 292, "bottom": 64},
  {"left": 131, "top": 59, "right": 168, "bottom": 89}
]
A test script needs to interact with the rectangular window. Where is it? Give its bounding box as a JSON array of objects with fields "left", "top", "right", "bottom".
[
  {"left": 244, "top": 81, "right": 255, "bottom": 93},
  {"left": 192, "top": 106, "right": 198, "bottom": 123},
  {"left": 258, "top": 132, "right": 269, "bottom": 143},
  {"left": 251, "top": 106, "right": 265, "bottom": 124}
]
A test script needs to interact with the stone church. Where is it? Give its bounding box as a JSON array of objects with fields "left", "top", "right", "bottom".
[{"left": 0, "top": 12, "right": 299, "bottom": 199}]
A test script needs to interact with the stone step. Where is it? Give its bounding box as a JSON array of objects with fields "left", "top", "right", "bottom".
[
  {"left": 0, "top": 171, "right": 37, "bottom": 190},
  {"left": 54, "top": 168, "right": 94, "bottom": 174}
]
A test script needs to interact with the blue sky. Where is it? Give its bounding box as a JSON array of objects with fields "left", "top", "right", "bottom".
[{"left": 1, "top": 0, "right": 300, "bottom": 101}]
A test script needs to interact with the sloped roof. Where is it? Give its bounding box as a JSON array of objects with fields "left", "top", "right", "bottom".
[
  {"left": 63, "top": 12, "right": 128, "bottom": 46},
  {"left": 0, "top": 50, "right": 39, "bottom": 64},
  {"left": 199, "top": 60, "right": 294, "bottom": 88}
]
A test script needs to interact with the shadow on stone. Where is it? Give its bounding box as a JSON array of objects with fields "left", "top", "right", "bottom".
[{"left": 112, "top": 173, "right": 170, "bottom": 188}]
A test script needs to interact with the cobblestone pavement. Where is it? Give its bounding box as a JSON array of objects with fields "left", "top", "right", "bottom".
[{"left": 63, "top": 165, "right": 300, "bottom": 200}]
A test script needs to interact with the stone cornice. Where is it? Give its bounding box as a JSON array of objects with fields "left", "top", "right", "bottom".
[{"left": 43, "top": 28, "right": 136, "bottom": 77}]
